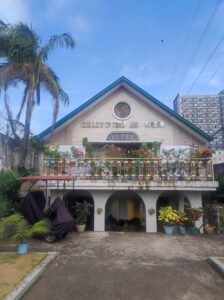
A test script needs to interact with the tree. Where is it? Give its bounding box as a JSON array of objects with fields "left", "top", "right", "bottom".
[{"left": 0, "top": 20, "right": 75, "bottom": 165}]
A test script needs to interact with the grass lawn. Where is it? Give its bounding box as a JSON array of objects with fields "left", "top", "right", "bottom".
[{"left": 0, "top": 252, "right": 47, "bottom": 300}]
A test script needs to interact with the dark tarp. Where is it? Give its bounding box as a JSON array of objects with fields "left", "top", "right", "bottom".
[
  {"left": 20, "top": 192, "right": 45, "bottom": 224},
  {"left": 20, "top": 192, "right": 74, "bottom": 236},
  {"left": 49, "top": 197, "right": 74, "bottom": 235}
]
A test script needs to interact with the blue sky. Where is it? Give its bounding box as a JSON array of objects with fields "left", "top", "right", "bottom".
[{"left": 1, "top": 0, "right": 224, "bottom": 134}]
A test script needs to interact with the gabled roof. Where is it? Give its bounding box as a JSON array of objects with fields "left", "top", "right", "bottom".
[{"left": 37, "top": 76, "right": 212, "bottom": 142}]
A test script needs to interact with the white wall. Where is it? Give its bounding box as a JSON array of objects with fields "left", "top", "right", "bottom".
[{"left": 49, "top": 87, "right": 204, "bottom": 147}]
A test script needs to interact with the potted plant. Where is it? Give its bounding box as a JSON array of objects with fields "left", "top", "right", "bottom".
[
  {"left": 176, "top": 211, "right": 189, "bottom": 235},
  {"left": 185, "top": 208, "right": 203, "bottom": 235},
  {"left": 0, "top": 213, "right": 49, "bottom": 254},
  {"left": 203, "top": 204, "right": 217, "bottom": 234},
  {"left": 73, "top": 201, "right": 93, "bottom": 233},
  {"left": 158, "top": 206, "right": 178, "bottom": 235}
]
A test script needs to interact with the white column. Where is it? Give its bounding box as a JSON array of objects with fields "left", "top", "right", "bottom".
[
  {"left": 179, "top": 193, "right": 185, "bottom": 211},
  {"left": 185, "top": 191, "right": 203, "bottom": 231},
  {"left": 91, "top": 190, "right": 113, "bottom": 232},
  {"left": 138, "top": 191, "right": 161, "bottom": 233}
]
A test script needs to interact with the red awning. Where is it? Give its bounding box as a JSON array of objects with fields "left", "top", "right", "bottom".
[{"left": 17, "top": 175, "right": 76, "bottom": 181}]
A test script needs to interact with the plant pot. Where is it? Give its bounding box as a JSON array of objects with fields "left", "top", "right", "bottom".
[
  {"left": 163, "top": 225, "right": 174, "bottom": 235},
  {"left": 204, "top": 225, "right": 216, "bottom": 234},
  {"left": 18, "top": 243, "right": 28, "bottom": 254},
  {"left": 76, "top": 224, "right": 86, "bottom": 233},
  {"left": 190, "top": 226, "right": 200, "bottom": 235},
  {"left": 179, "top": 225, "right": 186, "bottom": 235}
]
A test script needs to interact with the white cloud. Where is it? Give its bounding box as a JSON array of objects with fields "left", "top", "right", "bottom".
[
  {"left": 68, "top": 15, "right": 91, "bottom": 33},
  {"left": 90, "top": 57, "right": 103, "bottom": 65},
  {"left": 119, "top": 62, "right": 167, "bottom": 88},
  {"left": 0, "top": 0, "right": 31, "bottom": 23}
]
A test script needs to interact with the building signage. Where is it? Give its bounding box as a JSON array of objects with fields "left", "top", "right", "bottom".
[{"left": 81, "top": 121, "right": 165, "bottom": 128}]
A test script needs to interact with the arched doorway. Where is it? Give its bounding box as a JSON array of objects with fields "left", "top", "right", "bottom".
[
  {"left": 105, "top": 191, "right": 146, "bottom": 232},
  {"left": 63, "top": 190, "right": 94, "bottom": 231},
  {"left": 156, "top": 191, "right": 179, "bottom": 232},
  {"left": 183, "top": 196, "right": 191, "bottom": 211}
]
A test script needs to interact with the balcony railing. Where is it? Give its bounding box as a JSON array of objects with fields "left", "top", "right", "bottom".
[{"left": 42, "top": 158, "right": 214, "bottom": 181}]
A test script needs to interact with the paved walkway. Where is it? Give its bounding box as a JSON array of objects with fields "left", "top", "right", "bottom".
[{"left": 19, "top": 233, "right": 224, "bottom": 300}]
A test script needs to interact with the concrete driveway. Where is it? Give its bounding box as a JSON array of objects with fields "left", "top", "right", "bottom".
[{"left": 21, "top": 232, "right": 224, "bottom": 300}]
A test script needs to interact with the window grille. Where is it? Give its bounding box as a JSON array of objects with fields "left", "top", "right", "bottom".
[{"left": 106, "top": 132, "right": 139, "bottom": 141}]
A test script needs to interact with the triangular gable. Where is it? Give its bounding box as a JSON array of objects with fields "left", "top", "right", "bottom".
[{"left": 37, "top": 76, "right": 212, "bottom": 142}]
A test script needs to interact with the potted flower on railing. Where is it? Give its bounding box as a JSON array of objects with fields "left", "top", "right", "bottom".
[
  {"left": 176, "top": 211, "right": 189, "bottom": 235},
  {"left": 191, "top": 148, "right": 213, "bottom": 159},
  {"left": 185, "top": 207, "right": 203, "bottom": 235},
  {"left": 158, "top": 206, "right": 179, "bottom": 235}
]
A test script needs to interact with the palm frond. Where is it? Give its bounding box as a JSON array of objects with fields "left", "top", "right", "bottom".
[
  {"left": 0, "top": 63, "right": 30, "bottom": 92},
  {"left": 40, "top": 33, "right": 75, "bottom": 61}
]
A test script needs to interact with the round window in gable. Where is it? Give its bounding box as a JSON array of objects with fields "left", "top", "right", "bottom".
[{"left": 113, "top": 102, "right": 131, "bottom": 119}]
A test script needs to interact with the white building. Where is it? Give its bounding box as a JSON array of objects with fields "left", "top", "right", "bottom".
[{"left": 27, "top": 77, "right": 218, "bottom": 233}]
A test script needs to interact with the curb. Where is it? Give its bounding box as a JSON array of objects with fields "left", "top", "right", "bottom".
[
  {"left": 208, "top": 257, "right": 224, "bottom": 279},
  {"left": 5, "top": 252, "right": 57, "bottom": 300}
]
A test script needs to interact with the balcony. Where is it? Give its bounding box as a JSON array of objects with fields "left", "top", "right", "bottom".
[{"left": 42, "top": 157, "right": 214, "bottom": 183}]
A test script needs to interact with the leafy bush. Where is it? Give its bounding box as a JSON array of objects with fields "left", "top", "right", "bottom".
[
  {"left": 158, "top": 206, "right": 179, "bottom": 226},
  {"left": 0, "top": 170, "right": 21, "bottom": 218},
  {"left": 185, "top": 208, "right": 203, "bottom": 227},
  {"left": 73, "top": 201, "right": 93, "bottom": 224},
  {"left": 0, "top": 213, "right": 49, "bottom": 243},
  {"left": 82, "top": 137, "right": 93, "bottom": 158}
]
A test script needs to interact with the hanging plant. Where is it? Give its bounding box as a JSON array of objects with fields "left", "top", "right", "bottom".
[
  {"left": 148, "top": 207, "right": 155, "bottom": 215},
  {"left": 96, "top": 207, "right": 103, "bottom": 215}
]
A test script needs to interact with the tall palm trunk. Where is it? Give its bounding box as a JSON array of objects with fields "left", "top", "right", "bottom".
[{"left": 20, "top": 82, "right": 34, "bottom": 166}]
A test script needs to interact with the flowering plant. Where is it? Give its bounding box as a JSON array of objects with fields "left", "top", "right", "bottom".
[
  {"left": 191, "top": 148, "right": 213, "bottom": 158},
  {"left": 105, "top": 144, "right": 126, "bottom": 158}
]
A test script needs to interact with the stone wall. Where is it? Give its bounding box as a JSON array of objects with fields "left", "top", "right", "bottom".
[{"left": 0, "top": 133, "right": 42, "bottom": 171}]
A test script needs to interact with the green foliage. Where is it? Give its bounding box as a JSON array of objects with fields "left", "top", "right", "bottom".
[
  {"left": 129, "top": 143, "right": 153, "bottom": 159},
  {"left": 105, "top": 144, "right": 126, "bottom": 158},
  {"left": 159, "top": 206, "right": 179, "bottom": 225},
  {"left": 152, "top": 141, "right": 160, "bottom": 156},
  {"left": 0, "top": 170, "right": 21, "bottom": 218},
  {"left": 185, "top": 208, "right": 203, "bottom": 226},
  {"left": 203, "top": 204, "right": 217, "bottom": 226},
  {"left": 141, "top": 142, "right": 148, "bottom": 152},
  {"left": 73, "top": 201, "right": 93, "bottom": 224},
  {"left": 43, "top": 145, "right": 62, "bottom": 158},
  {"left": 29, "top": 137, "right": 45, "bottom": 152},
  {"left": 191, "top": 148, "right": 213, "bottom": 159},
  {"left": 14, "top": 165, "right": 36, "bottom": 177},
  {"left": 148, "top": 208, "right": 155, "bottom": 215},
  {"left": 96, "top": 207, "right": 103, "bottom": 215},
  {"left": 82, "top": 137, "right": 93, "bottom": 158},
  {"left": 0, "top": 213, "right": 50, "bottom": 243},
  {"left": 0, "top": 19, "right": 75, "bottom": 165}
]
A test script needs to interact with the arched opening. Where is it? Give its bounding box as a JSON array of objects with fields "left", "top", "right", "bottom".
[
  {"left": 156, "top": 191, "right": 179, "bottom": 232},
  {"left": 105, "top": 191, "right": 146, "bottom": 232},
  {"left": 183, "top": 196, "right": 191, "bottom": 211},
  {"left": 63, "top": 190, "right": 94, "bottom": 231}
]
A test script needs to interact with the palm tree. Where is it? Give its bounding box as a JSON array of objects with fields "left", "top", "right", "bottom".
[{"left": 0, "top": 20, "right": 75, "bottom": 165}]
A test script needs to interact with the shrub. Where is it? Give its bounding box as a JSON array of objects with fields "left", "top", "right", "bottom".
[
  {"left": 0, "top": 170, "right": 21, "bottom": 218},
  {"left": 159, "top": 206, "right": 179, "bottom": 226},
  {"left": 0, "top": 213, "right": 49, "bottom": 243}
]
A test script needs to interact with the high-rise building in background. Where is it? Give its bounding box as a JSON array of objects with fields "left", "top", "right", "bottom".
[{"left": 174, "top": 91, "right": 224, "bottom": 150}]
